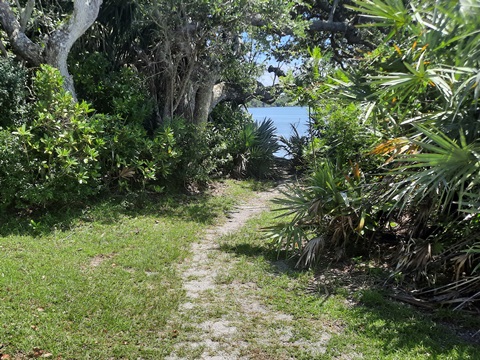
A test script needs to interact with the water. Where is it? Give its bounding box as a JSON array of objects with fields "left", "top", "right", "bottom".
[{"left": 248, "top": 106, "right": 309, "bottom": 157}]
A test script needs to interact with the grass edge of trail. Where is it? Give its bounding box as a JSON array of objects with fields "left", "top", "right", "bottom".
[
  {"left": 0, "top": 179, "right": 264, "bottom": 359},
  {"left": 1, "top": 178, "right": 479, "bottom": 359},
  {"left": 212, "top": 207, "right": 480, "bottom": 360}
]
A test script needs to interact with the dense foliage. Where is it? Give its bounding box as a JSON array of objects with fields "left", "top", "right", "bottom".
[
  {"left": 272, "top": 0, "right": 480, "bottom": 309},
  {"left": 0, "top": 65, "right": 177, "bottom": 210},
  {"left": 0, "top": 0, "right": 291, "bottom": 212},
  {"left": 0, "top": 63, "right": 281, "bottom": 213},
  {"left": 0, "top": 58, "right": 28, "bottom": 127}
]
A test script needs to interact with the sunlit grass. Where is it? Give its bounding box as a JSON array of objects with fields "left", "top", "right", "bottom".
[
  {"left": 218, "top": 209, "right": 480, "bottom": 359},
  {"left": 1, "top": 179, "right": 478, "bottom": 359},
  {"left": 0, "top": 179, "right": 256, "bottom": 358}
]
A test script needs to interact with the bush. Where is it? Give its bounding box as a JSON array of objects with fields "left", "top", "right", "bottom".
[
  {"left": 0, "top": 130, "right": 31, "bottom": 210},
  {"left": 72, "top": 53, "right": 154, "bottom": 125},
  {"left": 269, "top": 160, "right": 374, "bottom": 268},
  {"left": 233, "top": 118, "right": 281, "bottom": 179},
  {"left": 155, "top": 115, "right": 247, "bottom": 190},
  {"left": 0, "top": 65, "right": 104, "bottom": 210},
  {"left": 0, "top": 58, "right": 28, "bottom": 128},
  {"left": 209, "top": 103, "right": 246, "bottom": 175},
  {"left": 99, "top": 115, "right": 178, "bottom": 192},
  {"left": 0, "top": 65, "right": 182, "bottom": 210},
  {"left": 308, "top": 101, "right": 379, "bottom": 170},
  {"left": 279, "top": 123, "right": 309, "bottom": 173}
]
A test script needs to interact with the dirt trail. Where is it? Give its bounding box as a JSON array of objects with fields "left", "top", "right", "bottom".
[{"left": 166, "top": 184, "right": 331, "bottom": 359}]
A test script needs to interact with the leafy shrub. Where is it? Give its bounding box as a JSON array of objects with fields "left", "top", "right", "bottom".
[
  {"left": 98, "top": 115, "right": 178, "bottom": 192},
  {"left": 308, "top": 101, "right": 380, "bottom": 170},
  {"left": 209, "top": 103, "right": 246, "bottom": 175},
  {"left": 0, "top": 58, "right": 28, "bottom": 127},
  {"left": 0, "top": 65, "right": 104, "bottom": 210},
  {"left": 72, "top": 53, "right": 153, "bottom": 125},
  {"left": 0, "top": 130, "right": 30, "bottom": 210},
  {"left": 0, "top": 65, "right": 181, "bottom": 210},
  {"left": 157, "top": 118, "right": 230, "bottom": 189}
]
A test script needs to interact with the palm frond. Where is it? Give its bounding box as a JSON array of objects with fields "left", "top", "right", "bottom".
[{"left": 386, "top": 125, "right": 480, "bottom": 214}]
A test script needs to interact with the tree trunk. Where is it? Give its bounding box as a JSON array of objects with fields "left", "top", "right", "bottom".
[
  {"left": 45, "top": 0, "right": 102, "bottom": 99},
  {"left": 0, "top": 0, "right": 102, "bottom": 99},
  {"left": 193, "top": 80, "right": 216, "bottom": 124}
]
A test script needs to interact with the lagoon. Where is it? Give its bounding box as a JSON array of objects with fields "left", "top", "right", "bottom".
[
  {"left": 248, "top": 106, "right": 309, "bottom": 139},
  {"left": 248, "top": 106, "right": 309, "bottom": 157}
]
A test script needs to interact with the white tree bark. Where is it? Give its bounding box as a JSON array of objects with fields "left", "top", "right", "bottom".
[
  {"left": 0, "top": 0, "right": 102, "bottom": 100},
  {"left": 193, "top": 79, "right": 216, "bottom": 124}
]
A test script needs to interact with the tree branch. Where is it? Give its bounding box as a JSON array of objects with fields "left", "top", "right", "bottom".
[
  {"left": 309, "top": 19, "right": 348, "bottom": 33},
  {"left": 0, "top": 0, "right": 42, "bottom": 64},
  {"left": 210, "top": 81, "right": 282, "bottom": 111},
  {"left": 267, "top": 65, "right": 285, "bottom": 78},
  {"left": 328, "top": 0, "right": 341, "bottom": 22},
  {"left": 250, "top": 13, "right": 364, "bottom": 45}
]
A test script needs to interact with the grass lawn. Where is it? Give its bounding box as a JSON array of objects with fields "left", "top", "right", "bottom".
[
  {"left": 0, "top": 180, "right": 254, "bottom": 359},
  {"left": 1, "top": 180, "right": 479, "bottom": 359},
  {"left": 218, "top": 208, "right": 480, "bottom": 359}
]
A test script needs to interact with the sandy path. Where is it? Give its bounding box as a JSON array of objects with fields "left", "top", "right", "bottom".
[{"left": 166, "top": 185, "right": 331, "bottom": 359}]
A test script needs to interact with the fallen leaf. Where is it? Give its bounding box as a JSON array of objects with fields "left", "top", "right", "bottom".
[
  {"left": 1, "top": 354, "right": 11, "bottom": 360},
  {"left": 33, "top": 347, "right": 43, "bottom": 357}
]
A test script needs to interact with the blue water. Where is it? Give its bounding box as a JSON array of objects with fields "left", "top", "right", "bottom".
[{"left": 248, "top": 106, "right": 309, "bottom": 157}]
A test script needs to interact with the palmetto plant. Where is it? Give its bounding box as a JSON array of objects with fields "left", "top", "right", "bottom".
[
  {"left": 348, "top": 0, "right": 480, "bottom": 128},
  {"left": 345, "top": 0, "right": 480, "bottom": 306},
  {"left": 347, "top": 1, "right": 480, "bottom": 212},
  {"left": 269, "top": 161, "right": 370, "bottom": 268},
  {"left": 273, "top": 0, "right": 480, "bottom": 306},
  {"left": 233, "top": 118, "right": 280, "bottom": 179},
  {"left": 278, "top": 123, "right": 309, "bottom": 173},
  {"left": 386, "top": 125, "right": 480, "bottom": 215}
]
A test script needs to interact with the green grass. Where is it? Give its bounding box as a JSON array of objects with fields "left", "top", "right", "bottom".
[
  {"left": 1, "top": 180, "right": 479, "bottom": 359},
  {"left": 218, "top": 209, "right": 480, "bottom": 360},
  {"left": 0, "top": 180, "right": 257, "bottom": 359}
]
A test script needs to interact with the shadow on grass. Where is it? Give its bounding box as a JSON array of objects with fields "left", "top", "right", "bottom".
[
  {"left": 220, "top": 241, "right": 480, "bottom": 356},
  {"left": 219, "top": 241, "right": 301, "bottom": 277},
  {"left": 0, "top": 180, "right": 271, "bottom": 237},
  {"left": 346, "top": 289, "right": 480, "bottom": 357}
]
